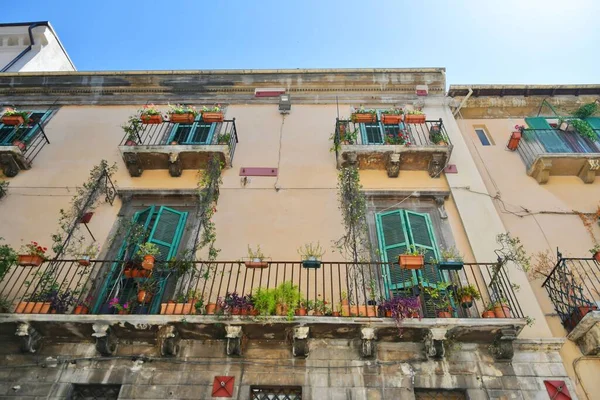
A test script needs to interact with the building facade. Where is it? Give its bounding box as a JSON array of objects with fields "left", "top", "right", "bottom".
[
  {"left": 449, "top": 85, "right": 600, "bottom": 400},
  {"left": 0, "top": 70, "right": 577, "bottom": 399}
]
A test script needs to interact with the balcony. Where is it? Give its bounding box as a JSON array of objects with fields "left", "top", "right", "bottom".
[
  {"left": 333, "top": 118, "right": 453, "bottom": 178},
  {"left": 118, "top": 118, "right": 238, "bottom": 177},
  {"left": 542, "top": 256, "right": 600, "bottom": 354},
  {"left": 517, "top": 128, "right": 600, "bottom": 184},
  {"left": 0, "top": 115, "right": 50, "bottom": 177}
]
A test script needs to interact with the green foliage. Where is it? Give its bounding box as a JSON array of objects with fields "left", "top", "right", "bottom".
[
  {"left": 570, "top": 119, "right": 597, "bottom": 141},
  {"left": 140, "top": 104, "right": 161, "bottom": 116},
  {"left": 275, "top": 281, "right": 301, "bottom": 319},
  {"left": 0, "top": 180, "right": 8, "bottom": 198},
  {"left": 196, "top": 155, "right": 223, "bottom": 263},
  {"left": 439, "top": 246, "right": 463, "bottom": 261},
  {"left": 2, "top": 107, "right": 28, "bottom": 118},
  {"left": 456, "top": 284, "right": 481, "bottom": 300},
  {"left": 247, "top": 245, "right": 266, "bottom": 260},
  {"left": 168, "top": 104, "right": 199, "bottom": 116},
  {"left": 495, "top": 233, "right": 531, "bottom": 272},
  {"left": 121, "top": 116, "right": 143, "bottom": 142},
  {"left": 423, "top": 282, "right": 453, "bottom": 311},
  {"left": 253, "top": 287, "right": 277, "bottom": 316},
  {"left": 136, "top": 242, "right": 160, "bottom": 258},
  {"left": 216, "top": 133, "right": 231, "bottom": 145},
  {"left": 380, "top": 107, "right": 404, "bottom": 115},
  {"left": 573, "top": 102, "right": 598, "bottom": 119},
  {"left": 0, "top": 237, "right": 17, "bottom": 282},
  {"left": 202, "top": 104, "right": 222, "bottom": 113},
  {"left": 297, "top": 242, "right": 325, "bottom": 260},
  {"left": 403, "top": 245, "right": 426, "bottom": 256}
]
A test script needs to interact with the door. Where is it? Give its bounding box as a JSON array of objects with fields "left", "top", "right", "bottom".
[{"left": 525, "top": 117, "right": 570, "bottom": 153}]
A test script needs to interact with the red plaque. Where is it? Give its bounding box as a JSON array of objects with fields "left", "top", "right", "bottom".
[
  {"left": 212, "top": 376, "right": 235, "bottom": 397},
  {"left": 544, "top": 380, "right": 571, "bottom": 400}
]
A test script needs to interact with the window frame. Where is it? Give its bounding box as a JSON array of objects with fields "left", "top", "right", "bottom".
[
  {"left": 167, "top": 117, "right": 216, "bottom": 145},
  {"left": 359, "top": 109, "right": 407, "bottom": 145}
]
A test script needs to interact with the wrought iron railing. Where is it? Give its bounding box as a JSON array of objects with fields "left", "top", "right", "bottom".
[
  {"left": 0, "top": 259, "right": 523, "bottom": 319},
  {"left": 0, "top": 118, "right": 50, "bottom": 164},
  {"left": 542, "top": 257, "right": 600, "bottom": 331},
  {"left": 118, "top": 118, "right": 239, "bottom": 163},
  {"left": 517, "top": 128, "right": 600, "bottom": 170}
]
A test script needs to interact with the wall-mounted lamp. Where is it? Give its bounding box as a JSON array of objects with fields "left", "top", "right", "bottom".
[{"left": 279, "top": 94, "right": 291, "bottom": 113}]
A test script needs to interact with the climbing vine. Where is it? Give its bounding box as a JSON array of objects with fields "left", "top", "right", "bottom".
[
  {"left": 575, "top": 204, "right": 600, "bottom": 245},
  {"left": 195, "top": 155, "right": 223, "bottom": 263}
]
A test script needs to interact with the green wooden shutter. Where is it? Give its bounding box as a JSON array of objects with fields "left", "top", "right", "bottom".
[
  {"left": 525, "top": 117, "right": 570, "bottom": 153},
  {"left": 360, "top": 121, "right": 384, "bottom": 144},
  {"left": 0, "top": 125, "right": 14, "bottom": 145},
  {"left": 147, "top": 206, "right": 188, "bottom": 262},
  {"left": 405, "top": 211, "right": 441, "bottom": 287},
  {"left": 375, "top": 210, "right": 416, "bottom": 295}
]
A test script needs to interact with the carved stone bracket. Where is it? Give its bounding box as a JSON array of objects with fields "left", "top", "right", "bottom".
[
  {"left": 15, "top": 322, "right": 42, "bottom": 353},
  {"left": 168, "top": 152, "right": 182, "bottom": 177},
  {"left": 92, "top": 323, "right": 118, "bottom": 356},
  {"left": 531, "top": 159, "right": 552, "bottom": 184},
  {"left": 359, "top": 327, "right": 376, "bottom": 358},
  {"left": 490, "top": 328, "right": 517, "bottom": 360},
  {"left": 341, "top": 151, "right": 358, "bottom": 168},
  {"left": 293, "top": 326, "right": 310, "bottom": 358},
  {"left": 578, "top": 159, "right": 600, "bottom": 184},
  {"left": 424, "top": 328, "right": 447, "bottom": 359},
  {"left": 225, "top": 325, "right": 243, "bottom": 356},
  {"left": 434, "top": 196, "right": 448, "bottom": 219},
  {"left": 123, "top": 152, "right": 143, "bottom": 177},
  {"left": 158, "top": 325, "right": 181, "bottom": 357},
  {"left": 0, "top": 153, "right": 20, "bottom": 177},
  {"left": 428, "top": 153, "right": 447, "bottom": 178},
  {"left": 386, "top": 153, "right": 401, "bottom": 178}
]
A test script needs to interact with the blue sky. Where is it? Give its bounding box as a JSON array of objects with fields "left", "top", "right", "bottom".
[{"left": 3, "top": 0, "right": 600, "bottom": 85}]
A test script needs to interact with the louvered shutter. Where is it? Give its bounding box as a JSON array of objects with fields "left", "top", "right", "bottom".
[
  {"left": 189, "top": 123, "right": 215, "bottom": 144},
  {"left": 525, "top": 117, "right": 570, "bottom": 153},
  {"left": 147, "top": 206, "right": 188, "bottom": 261},
  {"left": 405, "top": 211, "right": 441, "bottom": 287},
  {"left": 376, "top": 210, "right": 415, "bottom": 295}
]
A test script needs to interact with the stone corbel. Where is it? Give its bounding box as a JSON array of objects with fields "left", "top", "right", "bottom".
[
  {"left": 359, "top": 327, "right": 376, "bottom": 358},
  {"left": 225, "top": 325, "right": 243, "bottom": 356},
  {"left": 434, "top": 196, "right": 448, "bottom": 219},
  {"left": 158, "top": 325, "right": 180, "bottom": 357},
  {"left": 92, "top": 323, "right": 118, "bottom": 356},
  {"left": 15, "top": 322, "right": 42, "bottom": 353},
  {"left": 578, "top": 159, "right": 600, "bottom": 184},
  {"left": 531, "top": 159, "right": 552, "bottom": 184},
  {"left": 386, "top": 153, "right": 401, "bottom": 178},
  {"left": 428, "top": 153, "right": 447, "bottom": 178},
  {"left": 293, "top": 326, "right": 310, "bottom": 358},
  {"left": 343, "top": 151, "right": 358, "bottom": 168},
  {"left": 0, "top": 153, "right": 20, "bottom": 177},
  {"left": 490, "top": 328, "right": 517, "bottom": 360},
  {"left": 168, "top": 152, "right": 182, "bottom": 177},
  {"left": 123, "top": 152, "right": 143, "bottom": 177},
  {"left": 424, "top": 328, "right": 447, "bottom": 359}
]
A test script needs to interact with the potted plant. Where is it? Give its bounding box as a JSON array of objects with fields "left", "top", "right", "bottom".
[
  {"left": 1, "top": 107, "right": 28, "bottom": 126},
  {"left": 380, "top": 108, "right": 404, "bottom": 124},
  {"left": 12, "top": 138, "right": 27, "bottom": 151},
  {"left": 275, "top": 281, "right": 301, "bottom": 319},
  {"left": 201, "top": 104, "right": 224, "bottom": 123},
  {"left": 220, "top": 292, "right": 243, "bottom": 315},
  {"left": 122, "top": 116, "right": 142, "bottom": 145},
  {"left": 139, "top": 104, "right": 163, "bottom": 124},
  {"left": 385, "top": 296, "right": 421, "bottom": 329},
  {"left": 429, "top": 125, "right": 447, "bottom": 145},
  {"left": 137, "top": 242, "right": 161, "bottom": 270},
  {"left": 398, "top": 246, "right": 425, "bottom": 270},
  {"left": 482, "top": 304, "right": 496, "bottom": 318},
  {"left": 590, "top": 244, "right": 600, "bottom": 262},
  {"left": 296, "top": 299, "right": 309, "bottom": 316},
  {"left": 168, "top": 104, "right": 199, "bottom": 123},
  {"left": 340, "top": 291, "right": 350, "bottom": 317},
  {"left": 16, "top": 295, "right": 51, "bottom": 314},
  {"left": 137, "top": 278, "right": 157, "bottom": 304},
  {"left": 109, "top": 297, "right": 130, "bottom": 315},
  {"left": 244, "top": 245, "right": 269, "bottom": 269},
  {"left": 424, "top": 283, "right": 454, "bottom": 318},
  {"left": 17, "top": 241, "right": 48, "bottom": 267},
  {"left": 493, "top": 299, "right": 511, "bottom": 318},
  {"left": 565, "top": 304, "right": 598, "bottom": 330},
  {"left": 456, "top": 285, "right": 481, "bottom": 309},
  {"left": 217, "top": 133, "right": 231, "bottom": 145},
  {"left": 312, "top": 296, "right": 328, "bottom": 316},
  {"left": 77, "top": 242, "right": 99, "bottom": 267},
  {"left": 205, "top": 300, "right": 218, "bottom": 315},
  {"left": 350, "top": 106, "right": 377, "bottom": 123},
  {"left": 436, "top": 247, "right": 464, "bottom": 271},
  {"left": 298, "top": 242, "right": 325, "bottom": 268},
  {"left": 384, "top": 131, "right": 410, "bottom": 145},
  {"left": 74, "top": 296, "right": 92, "bottom": 314},
  {"left": 253, "top": 287, "right": 277, "bottom": 316},
  {"left": 48, "top": 289, "right": 77, "bottom": 314},
  {"left": 405, "top": 110, "right": 426, "bottom": 124}
]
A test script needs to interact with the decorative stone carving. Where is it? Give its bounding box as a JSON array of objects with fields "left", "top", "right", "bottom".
[
  {"left": 434, "top": 196, "right": 448, "bottom": 219},
  {"left": 225, "top": 325, "right": 243, "bottom": 356},
  {"left": 168, "top": 152, "right": 182, "bottom": 177},
  {"left": 158, "top": 325, "right": 180, "bottom": 357},
  {"left": 359, "top": 327, "right": 376, "bottom": 358},
  {"left": 428, "top": 153, "right": 447, "bottom": 178},
  {"left": 92, "top": 323, "right": 118, "bottom": 356},
  {"left": 578, "top": 159, "right": 600, "bottom": 184},
  {"left": 344, "top": 151, "right": 358, "bottom": 167},
  {"left": 530, "top": 159, "right": 552, "bottom": 184},
  {"left": 15, "top": 323, "right": 42, "bottom": 353},
  {"left": 490, "top": 328, "right": 517, "bottom": 360},
  {"left": 293, "top": 326, "right": 310, "bottom": 358},
  {"left": 123, "top": 152, "right": 143, "bottom": 177},
  {"left": 424, "top": 328, "right": 447, "bottom": 359},
  {"left": 0, "top": 153, "right": 19, "bottom": 177},
  {"left": 386, "top": 153, "right": 401, "bottom": 178}
]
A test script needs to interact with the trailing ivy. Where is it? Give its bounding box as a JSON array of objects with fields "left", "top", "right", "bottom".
[{"left": 195, "top": 155, "right": 223, "bottom": 264}]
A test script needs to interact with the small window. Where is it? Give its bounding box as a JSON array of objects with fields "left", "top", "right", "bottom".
[
  {"left": 167, "top": 120, "right": 215, "bottom": 144},
  {"left": 250, "top": 386, "right": 302, "bottom": 400},
  {"left": 474, "top": 128, "right": 492, "bottom": 146},
  {"left": 70, "top": 384, "right": 121, "bottom": 400},
  {"left": 414, "top": 389, "right": 466, "bottom": 399}
]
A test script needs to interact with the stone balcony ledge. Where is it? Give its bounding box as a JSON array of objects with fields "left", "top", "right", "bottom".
[{"left": 567, "top": 310, "right": 600, "bottom": 355}]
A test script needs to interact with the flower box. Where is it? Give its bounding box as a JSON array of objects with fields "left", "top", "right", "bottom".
[
  {"left": 16, "top": 301, "right": 51, "bottom": 314},
  {"left": 244, "top": 261, "right": 269, "bottom": 269},
  {"left": 202, "top": 112, "right": 224, "bottom": 123},
  {"left": 74, "top": 305, "right": 89, "bottom": 314},
  {"left": 1, "top": 115, "right": 25, "bottom": 126},
  {"left": 302, "top": 259, "right": 321, "bottom": 269},
  {"left": 140, "top": 114, "right": 163, "bottom": 124},
  {"left": 405, "top": 114, "right": 426, "bottom": 124},
  {"left": 352, "top": 113, "right": 377, "bottom": 123},
  {"left": 17, "top": 254, "right": 44, "bottom": 267},
  {"left": 381, "top": 114, "right": 403, "bottom": 124},
  {"left": 160, "top": 302, "right": 194, "bottom": 315},
  {"left": 398, "top": 255, "right": 424, "bottom": 270},
  {"left": 438, "top": 260, "right": 464, "bottom": 271},
  {"left": 170, "top": 113, "right": 196, "bottom": 124}
]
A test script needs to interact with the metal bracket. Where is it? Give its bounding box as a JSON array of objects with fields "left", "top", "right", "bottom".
[
  {"left": 490, "top": 328, "right": 517, "bottom": 360},
  {"left": 168, "top": 152, "right": 182, "bottom": 177},
  {"left": 424, "top": 328, "right": 447, "bottom": 359},
  {"left": 92, "top": 323, "right": 118, "bottom": 356},
  {"left": 293, "top": 326, "right": 310, "bottom": 358},
  {"left": 225, "top": 325, "right": 243, "bottom": 356},
  {"left": 15, "top": 322, "right": 42, "bottom": 353},
  {"left": 359, "top": 327, "right": 376, "bottom": 358},
  {"left": 158, "top": 325, "right": 181, "bottom": 357}
]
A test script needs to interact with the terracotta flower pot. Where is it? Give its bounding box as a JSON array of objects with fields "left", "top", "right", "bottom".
[
  {"left": 240, "top": 308, "right": 249, "bottom": 316},
  {"left": 275, "top": 304, "right": 288, "bottom": 316},
  {"left": 381, "top": 114, "right": 403, "bottom": 124},
  {"left": 352, "top": 113, "right": 377, "bottom": 123},
  {"left": 74, "top": 305, "right": 89, "bottom": 314},
  {"left": 296, "top": 308, "right": 307, "bottom": 316},
  {"left": 594, "top": 251, "right": 600, "bottom": 263},
  {"left": 482, "top": 310, "right": 496, "bottom": 318},
  {"left": 2, "top": 115, "right": 25, "bottom": 125},
  {"left": 405, "top": 114, "right": 426, "bottom": 124},
  {"left": 460, "top": 295, "right": 474, "bottom": 309},
  {"left": 17, "top": 254, "right": 44, "bottom": 267},
  {"left": 437, "top": 311, "right": 452, "bottom": 318},
  {"left": 118, "top": 310, "right": 128, "bottom": 315},
  {"left": 205, "top": 302, "right": 217, "bottom": 315},
  {"left": 366, "top": 305, "right": 377, "bottom": 317},
  {"left": 313, "top": 310, "right": 323, "bottom": 316},
  {"left": 493, "top": 304, "right": 511, "bottom": 318},
  {"left": 137, "top": 290, "right": 152, "bottom": 304},
  {"left": 384, "top": 310, "right": 393, "bottom": 318},
  {"left": 78, "top": 256, "right": 91, "bottom": 267},
  {"left": 140, "top": 114, "right": 163, "bottom": 124},
  {"left": 409, "top": 311, "right": 420, "bottom": 318},
  {"left": 231, "top": 307, "right": 241, "bottom": 315},
  {"left": 332, "top": 311, "right": 341, "bottom": 317},
  {"left": 16, "top": 301, "right": 51, "bottom": 314},
  {"left": 341, "top": 304, "right": 351, "bottom": 317},
  {"left": 124, "top": 268, "right": 150, "bottom": 278},
  {"left": 12, "top": 140, "right": 26, "bottom": 151},
  {"left": 398, "top": 255, "right": 424, "bottom": 270},
  {"left": 202, "top": 112, "right": 224, "bottom": 123},
  {"left": 125, "top": 139, "right": 137, "bottom": 146},
  {"left": 170, "top": 113, "right": 196, "bottom": 123},
  {"left": 141, "top": 255, "right": 155, "bottom": 270}
]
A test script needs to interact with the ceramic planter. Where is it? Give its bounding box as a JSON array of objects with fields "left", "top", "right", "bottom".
[
  {"left": 2, "top": 115, "right": 25, "bottom": 126},
  {"left": 405, "top": 114, "right": 426, "bottom": 124},
  {"left": 79, "top": 212, "right": 93, "bottom": 224},
  {"left": 16, "top": 301, "right": 51, "bottom": 314},
  {"left": 205, "top": 302, "right": 218, "bottom": 315},
  {"left": 202, "top": 112, "right": 224, "bottom": 123},
  {"left": 244, "top": 259, "right": 268, "bottom": 269},
  {"left": 381, "top": 114, "right": 403, "bottom": 124},
  {"left": 17, "top": 254, "right": 44, "bottom": 267},
  {"left": 170, "top": 113, "right": 196, "bottom": 123},
  {"left": 438, "top": 260, "right": 464, "bottom": 271},
  {"left": 12, "top": 140, "right": 26, "bottom": 151},
  {"left": 141, "top": 255, "right": 155, "bottom": 270},
  {"left": 493, "top": 304, "right": 511, "bottom": 318},
  {"left": 482, "top": 310, "right": 496, "bottom": 318},
  {"left": 398, "top": 255, "right": 424, "bottom": 270},
  {"left": 302, "top": 258, "right": 321, "bottom": 269},
  {"left": 137, "top": 290, "right": 152, "bottom": 304},
  {"left": 352, "top": 113, "right": 377, "bottom": 123},
  {"left": 78, "top": 256, "right": 91, "bottom": 267},
  {"left": 437, "top": 311, "right": 452, "bottom": 318},
  {"left": 141, "top": 114, "right": 163, "bottom": 124},
  {"left": 460, "top": 295, "right": 473, "bottom": 309},
  {"left": 74, "top": 305, "right": 89, "bottom": 314}
]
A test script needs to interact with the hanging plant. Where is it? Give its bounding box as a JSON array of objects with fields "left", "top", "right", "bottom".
[
  {"left": 573, "top": 102, "right": 598, "bottom": 120},
  {"left": 570, "top": 119, "right": 597, "bottom": 141}
]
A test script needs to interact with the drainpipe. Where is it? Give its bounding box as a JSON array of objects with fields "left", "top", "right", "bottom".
[
  {"left": 0, "top": 22, "right": 47, "bottom": 72},
  {"left": 452, "top": 87, "right": 473, "bottom": 117}
]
